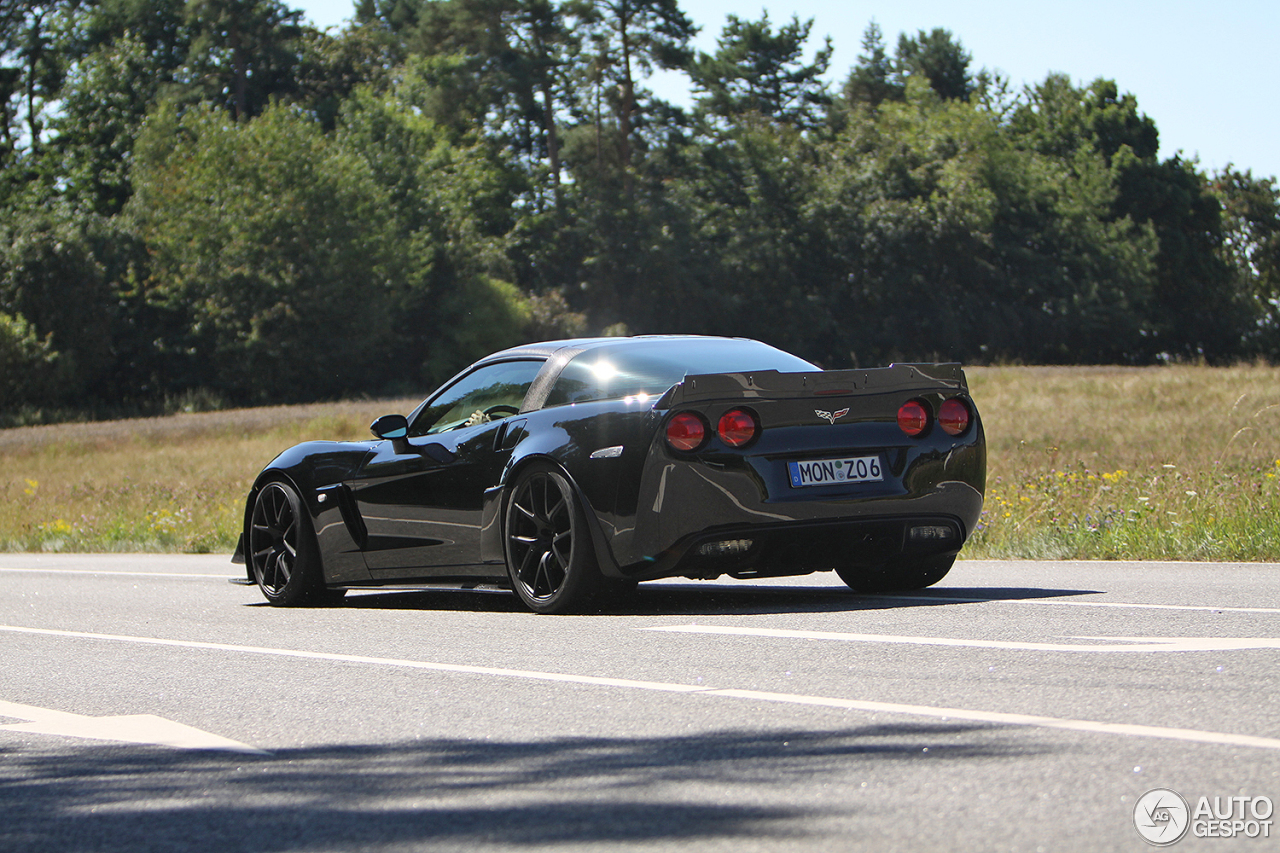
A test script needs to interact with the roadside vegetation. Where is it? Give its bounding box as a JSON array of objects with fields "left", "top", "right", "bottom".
[
  {"left": 2, "top": 4, "right": 1279, "bottom": 427},
  {"left": 3, "top": 366, "right": 1280, "bottom": 562},
  {"left": 966, "top": 364, "right": 1280, "bottom": 560},
  {"left": 0, "top": 399, "right": 416, "bottom": 554}
]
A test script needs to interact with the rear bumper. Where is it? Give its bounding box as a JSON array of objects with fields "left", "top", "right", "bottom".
[
  {"left": 607, "top": 433, "right": 985, "bottom": 573},
  {"left": 621, "top": 514, "right": 967, "bottom": 581}
]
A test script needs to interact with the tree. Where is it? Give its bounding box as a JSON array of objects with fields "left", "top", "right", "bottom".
[
  {"left": 0, "top": 2, "right": 70, "bottom": 157},
  {"left": 573, "top": 0, "right": 696, "bottom": 177},
  {"left": 895, "top": 28, "right": 972, "bottom": 101},
  {"left": 127, "top": 102, "right": 400, "bottom": 401},
  {"left": 509, "top": 0, "right": 576, "bottom": 205},
  {"left": 0, "top": 200, "right": 123, "bottom": 400},
  {"left": 336, "top": 81, "right": 529, "bottom": 385},
  {"left": 842, "top": 20, "right": 900, "bottom": 111},
  {"left": 689, "top": 12, "right": 831, "bottom": 129},
  {"left": 1010, "top": 74, "right": 1157, "bottom": 164},
  {"left": 354, "top": 0, "right": 424, "bottom": 39},
  {"left": 76, "top": 0, "right": 190, "bottom": 71},
  {"left": 292, "top": 24, "right": 402, "bottom": 131},
  {"left": 0, "top": 0, "right": 83, "bottom": 191},
  {"left": 0, "top": 310, "right": 62, "bottom": 414},
  {"left": 814, "top": 82, "right": 1157, "bottom": 365},
  {"left": 1115, "top": 155, "right": 1243, "bottom": 359},
  {"left": 392, "top": 0, "right": 578, "bottom": 208},
  {"left": 51, "top": 35, "right": 156, "bottom": 213},
  {"left": 182, "top": 0, "right": 304, "bottom": 121},
  {"left": 659, "top": 116, "right": 833, "bottom": 355},
  {"left": 1213, "top": 167, "right": 1280, "bottom": 356},
  {"left": 1008, "top": 74, "right": 1244, "bottom": 360}
]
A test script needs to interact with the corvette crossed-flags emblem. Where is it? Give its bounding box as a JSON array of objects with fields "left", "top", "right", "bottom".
[{"left": 815, "top": 408, "right": 850, "bottom": 424}]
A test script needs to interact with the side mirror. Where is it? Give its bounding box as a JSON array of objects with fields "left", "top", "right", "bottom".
[{"left": 370, "top": 414, "right": 409, "bottom": 439}]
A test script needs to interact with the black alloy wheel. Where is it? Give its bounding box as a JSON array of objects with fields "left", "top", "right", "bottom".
[
  {"left": 504, "top": 466, "right": 602, "bottom": 614},
  {"left": 836, "top": 555, "right": 955, "bottom": 593},
  {"left": 249, "top": 480, "right": 333, "bottom": 605}
]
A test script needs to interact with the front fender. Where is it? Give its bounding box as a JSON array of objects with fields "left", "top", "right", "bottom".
[{"left": 243, "top": 441, "right": 376, "bottom": 585}]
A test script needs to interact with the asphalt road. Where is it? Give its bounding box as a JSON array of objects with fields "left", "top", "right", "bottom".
[{"left": 2, "top": 554, "right": 1278, "bottom": 852}]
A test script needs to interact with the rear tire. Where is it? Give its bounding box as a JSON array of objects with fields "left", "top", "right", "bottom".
[
  {"left": 504, "top": 465, "right": 602, "bottom": 614},
  {"left": 836, "top": 555, "right": 955, "bottom": 593},
  {"left": 248, "top": 480, "right": 330, "bottom": 606}
]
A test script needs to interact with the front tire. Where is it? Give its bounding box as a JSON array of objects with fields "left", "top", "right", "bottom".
[
  {"left": 504, "top": 465, "right": 602, "bottom": 614},
  {"left": 836, "top": 555, "right": 955, "bottom": 593},
  {"left": 248, "top": 480, "right": 330, "bottom": 606}
]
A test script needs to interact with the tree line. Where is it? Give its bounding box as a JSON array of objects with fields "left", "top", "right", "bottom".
[{"left": 1, "top": 0, "right": 1278, "bottom": 421}]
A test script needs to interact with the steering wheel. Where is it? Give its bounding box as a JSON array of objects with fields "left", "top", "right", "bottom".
[{"left": 483, "top": 404, "right": 521, "bottom": 418}]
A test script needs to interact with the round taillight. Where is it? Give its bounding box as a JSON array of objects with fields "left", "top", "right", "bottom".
[
  {"left": 718, "top": 408, "right": 757, "bottom": 447},
  {"left": 897, "top": 400, "right": 930, "bottom": 437},
  {"left": 666, "top": 412, "right": 708, "bottom": 452},
  {"left": 939, "top": 398, "right": 970, "bottom": 436}
]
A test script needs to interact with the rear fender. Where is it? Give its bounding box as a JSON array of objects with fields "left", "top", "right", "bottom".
[{"left": 480, "top": 454, "right": 625, "bottom": 579}]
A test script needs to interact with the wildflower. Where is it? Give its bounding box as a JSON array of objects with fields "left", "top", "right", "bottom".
[{"left": 24, "top": 478, "right": 38, "bottom": 496}]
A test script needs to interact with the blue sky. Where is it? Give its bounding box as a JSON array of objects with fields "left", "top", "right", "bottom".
[{"left": 293, "top": 0, "right": 1279, "bottom": 180}]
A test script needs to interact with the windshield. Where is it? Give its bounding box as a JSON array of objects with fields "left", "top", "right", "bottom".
[{"left": 544, "top": 339, "right": 817, "bottom": 407}]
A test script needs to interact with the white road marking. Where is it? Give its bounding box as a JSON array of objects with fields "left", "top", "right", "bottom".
[
  {"left": 5, "top": 565, "right": 1277, "bottom": 614},
  {"left": 704, "top": 690, "right": 1280, "bottom": 752},
  {"left": 0, "top": 625, "right": 709, "bottom": 694},
  {"left": 0, "top": 568, "right": 230, "bottom": 579},
  {"left": 0, "top": 699, "right": 268, "bottom": 754},
  {"left": 644, "top": 624, "right": 1280, "bottom": 652},
  {"left": 3, "top": 624, "right": 1280, "bottom": 752},
  {"left": 879, "top": 594, "right": 1280, "bottom": 615}
]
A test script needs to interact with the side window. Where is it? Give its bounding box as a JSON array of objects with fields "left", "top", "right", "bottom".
[
  {"left": 409, "top": 360, "right": 544, "bottom": 436},
  {"left": 543, "top": 360, "right": 601, "bottom": 406},
  {"left": 544, "top": 355, "right": 685, "bottom": 407}
]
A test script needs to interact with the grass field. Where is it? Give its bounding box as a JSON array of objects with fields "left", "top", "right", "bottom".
[
  {"left": 967, "top": 364, "right": 1280, "bottom": 561},
  {"left": 0, "top": 399, "right": 419, "bottom": 554},
  {"left": 3, "top": 365, "right": 1280, "bottom": 561}
]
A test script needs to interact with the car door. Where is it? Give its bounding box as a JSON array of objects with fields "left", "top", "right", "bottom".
[{"left": 350, "top": 359, "right": 542, "bottom": 578}]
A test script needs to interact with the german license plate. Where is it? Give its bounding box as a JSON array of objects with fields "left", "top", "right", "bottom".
[{"left": 788, "top": 456, "right": 883, "bottom": 487}]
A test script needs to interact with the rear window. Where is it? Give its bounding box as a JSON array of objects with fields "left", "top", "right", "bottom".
[{"left": 544, "top": 339, "right": 817, "bottom": 407}]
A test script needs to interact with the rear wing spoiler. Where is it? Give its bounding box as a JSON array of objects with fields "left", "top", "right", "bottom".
[{"left": 655, "top": 363, "right": 969, "bottom": 409}]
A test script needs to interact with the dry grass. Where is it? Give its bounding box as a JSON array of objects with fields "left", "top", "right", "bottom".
[
  {"left": 4, "top": 365, "right": 1280, "bottom": 560},
  {"left": 0, "top": 399, "right": 419, "bottom": 553},
  {"left": 966, "top": 364, "right": 1280, "bottom": 560}
]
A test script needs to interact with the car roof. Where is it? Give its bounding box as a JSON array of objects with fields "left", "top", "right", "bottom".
[{"left": 475, "top": 335, "right": 752, "bottom": 365}]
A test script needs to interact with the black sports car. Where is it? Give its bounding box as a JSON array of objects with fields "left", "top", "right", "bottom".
[{"left": 234, "top": 336, "right": 985, "bottom": 613}]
